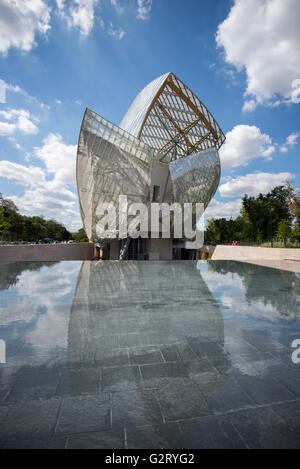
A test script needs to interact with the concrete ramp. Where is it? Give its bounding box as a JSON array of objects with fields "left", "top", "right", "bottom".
[{"left": 212, "top": 245, "right": 300, "bottom": 273}]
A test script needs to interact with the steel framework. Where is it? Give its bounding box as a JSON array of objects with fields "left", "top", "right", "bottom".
[
  {"left": 120, "top": 73, "right": 225, "bottom": 162},
  {"left": 76, "top": 73, "right": 225, "bottom": 243}
]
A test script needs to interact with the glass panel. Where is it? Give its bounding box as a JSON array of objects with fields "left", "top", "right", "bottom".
[
  {"left": 77, "top": 110, "right": 155, "bottom": 241},
  {"left": 169, "top": 146, "right": 221, "bottom": 214}
]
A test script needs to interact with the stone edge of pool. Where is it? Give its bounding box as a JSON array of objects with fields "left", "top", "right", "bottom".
[
  {"left": 0, "top": 243, "right": 300, "bottom": 273},
  {"left": 212, "top": 245, "right": 300, "bottom": 273}
]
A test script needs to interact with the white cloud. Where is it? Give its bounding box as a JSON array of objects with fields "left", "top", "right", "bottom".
[
  {"left": 110, "top": 0, "right": 124, "bottom": 14},
  {"left": 108, "top": 22, "right": 126, "bottom": 40},
  {"left": 57, "top": 0, "right": 98, "bottom": 38},
  {"left": 219, "top": 125, "right": 275, "bottom": 168},
  {"left": 34, "top": 133, "right": 77, "bottom": 188},
  {"left": 99, "top": 16, "right": 105, "bottom": 29},
  {"left": 216, "top": 0, "right": 300, "bottom": 108},
  {"left": 136, "top": 0, "right": 152, "bottom": 20},
  {"left": 220, "top": 293, "right": 291, "bottom": 325},
  {"left": 10, "top": 188, "right": 77, "bottom": 212},
  {"left": 5, "top": 83, "right": 23, "bottom": 94},
  {"left": 0, "top": 133, "right": 81, "bottom": 229},
  {"left": 242, "top": 99, "right": 257, "bottom": 113},
  {"left": 0, "top": 121, "right": 16, "bottom": 136},
  {"left": 0, "top": 263, "right": 80, "bottom": 357},
  {"left": 0, "top": 0, "right": 51, "bottom": 55},
  {"left": 3, "top": 81, "right": 50, "bottom": 111},
  {"left": 99, "top": 18, "right": 126, "bottom": 40},
  {"left": 280, "top": 132, "right": 300, "bottom": 153},
  {"left": 200, "top": 268, "right": 244, "bottom": 294},
  {"left": 0, "top": 109, "right": 18, "bottom": 120},
  {"left": 291, "top": 78, "right": 300, "bottom": 104},
  {"left": 0, "top": 161, "right": 46, "bottom": 187},
  {"left": 56, "top": 0, "right": 65, "bottom": 9},
  {"left": 205, "top": 198, "right": 243, "bottom": 220},
  {"left": 0, "top": 109, "right": 39, "bottom": 135},
  {"left": 8, "top": 186, "right": 80, "bottom": 231},
  {"left": 287, "top": 132, "right": 300, "bottom": 146},
  {"left": 219, "top": 172, "right": 295, "bottom": 198},
  {"left": 8, "top": 137, "right": 23, "bottom": 150},
  {"left": 17, "top": 112, "right": 39, "bottom": 135}
]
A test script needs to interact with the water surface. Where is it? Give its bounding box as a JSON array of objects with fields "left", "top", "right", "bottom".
[{"left": 0, "top": 260, "right": 299, "bottom": 449}]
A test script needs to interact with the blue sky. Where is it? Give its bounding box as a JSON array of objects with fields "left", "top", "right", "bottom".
[{"left": 0, "top": 0, "right": 299, "bottom": 230}]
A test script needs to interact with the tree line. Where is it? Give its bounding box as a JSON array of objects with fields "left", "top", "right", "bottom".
[
  {"left": 205, "top": 183, "right": 300, "bottom": 246},
  {"left": 1, "top": 182, "right": 300, "bottom": 246},
  {"left": 0, "top": 193, "right": 88, "bottom": 242}
]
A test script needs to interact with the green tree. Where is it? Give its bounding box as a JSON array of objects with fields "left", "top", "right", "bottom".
[
  {"left": 0, "top": 206, "right": 8, "bottom": 238},
  {"left": 286, "top": 181, "right": 300, "bottom": 228},
  {"left": 205, "top": 184, "right": 295, "bottom": 246},
  {"left": 0, "top": 194, "right": 71, "bottom": 242},
  {"left": 291, "top": 224, "right": 300, "bottom": 242},
  {"left": 277, "top": 220, "right": 292, "bottom": 247},
  {"left": 266, "top": 185, "right": 292, "bottom": 232},
  {"left": 205, "top": 218, "right": 237, "bottom": 245},
  {"left": 44, "top": 219, "right": 71, "bottom": 241},
  {"left": 72, "top": 228, "right": 88, "bottom": 242},
  {"left": 0, "top": 193, "right": 19, "bottom": 214},
  {"left": 242, "top": 185, "right": 291, "bottom": 243}
]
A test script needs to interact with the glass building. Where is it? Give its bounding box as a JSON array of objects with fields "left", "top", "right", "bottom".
[{"left": 77, "top": 73, "right": 225, "bottom": 260}]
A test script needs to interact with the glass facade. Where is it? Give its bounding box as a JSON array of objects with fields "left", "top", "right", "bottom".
[
  {"left": 169, "top": 147, "right": 221, "bottom": 208},
  {"left": 77, "top": 109, "right": 155, "bottom": 240},
  {"left": 77, "top": 74, "right": 225, "bottom": 244},
  {"left": 119, "top": 72, "right": 170, "bottom": 138},
  {"left": 120, "top": 72, "right": 225, "bottom": 161}
]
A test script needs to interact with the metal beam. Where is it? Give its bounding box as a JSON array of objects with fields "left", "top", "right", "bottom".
[
  {"left": 186, "top": 132, "right": 211, "bottom": 154},
  {"left": 157, "top": 117, "right": 202, "bottom": 154},
  {"left": 137, "top": 74, "right": 171, "bottom": 139},
  {"left": 166, "top": 76, "right": 218, "bottom": 141},
  {"left": 156, "top": 100, "right": 194, "bottom": 151}
]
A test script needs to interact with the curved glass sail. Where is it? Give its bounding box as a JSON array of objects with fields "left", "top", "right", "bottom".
[
  {"left": 169, "top": 147, "right": 221, "bottom": 208},
  {"left": 77, "top": 73, "right": 225, "bottom": 245},
  {"left": 120, "top": 72, "right": 170, "bottom": 139},
  {"left": 120, "top": 72, "right": 225, "bottom": 161},
  {"left": 77, "top": 109, "right": 155, "bottom": 241}
]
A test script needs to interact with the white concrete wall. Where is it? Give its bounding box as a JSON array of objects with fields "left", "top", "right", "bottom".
[
  {"left": 212, "top": 245, "right": 300, "bottom": 261},
  {"left": 0, "top": 243, "right": 94, "bottom": 262},
  {"left": 150, "top": 160, "right": 172, "bottom": 203}
]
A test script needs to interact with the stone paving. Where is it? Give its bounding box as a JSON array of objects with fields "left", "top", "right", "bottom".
[{"left": 0, "top": 260, "right": 300, "bottom": 449}]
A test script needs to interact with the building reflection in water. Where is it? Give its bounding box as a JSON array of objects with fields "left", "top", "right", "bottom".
[
  {"left": 1, "top": 260, "right": 300, "bottom": 447},
  {"left": 67, "top": 260, "right": 228, "bottom": 397}
]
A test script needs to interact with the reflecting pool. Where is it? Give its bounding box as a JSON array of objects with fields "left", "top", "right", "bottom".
[{"left": 0, "top": 260, "right": 300, "bottom": 448}]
